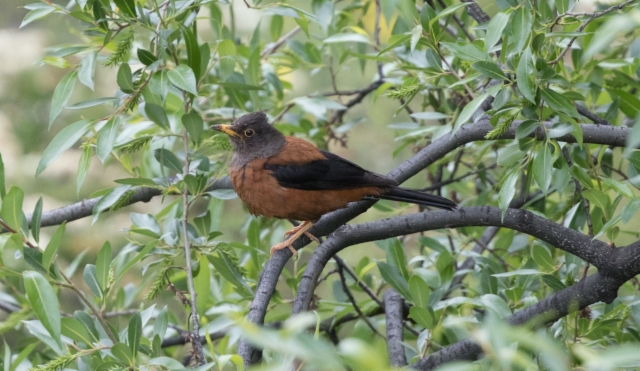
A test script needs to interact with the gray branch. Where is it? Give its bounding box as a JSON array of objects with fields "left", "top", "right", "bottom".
[
  {"left": 384, "top": 289, "right": 408, "bottom": 367},
  {"left": 238, "top": 119, "right": 633, "bottom": 366},
  {"left": 412, "top": 273, "right": 623, "bottom": 370}
]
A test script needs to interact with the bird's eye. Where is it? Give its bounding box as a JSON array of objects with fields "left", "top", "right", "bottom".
[{"left": 244, "top": 129, "right": 255, "bottom": 137}]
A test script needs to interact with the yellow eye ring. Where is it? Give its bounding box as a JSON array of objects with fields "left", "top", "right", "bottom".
[{"left": 244, "top": 129, "right": 255, "bottom": 137}]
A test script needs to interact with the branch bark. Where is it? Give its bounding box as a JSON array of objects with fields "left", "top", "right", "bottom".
[
  {"left": 237, "top": 118, "right": 633, "bottom": 366},
  {"left": 384, "top": 289, "right": 407, "bottom": 367}
]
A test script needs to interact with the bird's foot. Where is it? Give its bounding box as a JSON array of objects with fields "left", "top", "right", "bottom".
[
  {"left": 271, "top": 221, "right": 316, "bottom": 258},
  {"left": 284, "top": 228, "right": 319, "bottom": 244},
  {"left": 270, "top": 241, "right": 298, "bottom": 258}
]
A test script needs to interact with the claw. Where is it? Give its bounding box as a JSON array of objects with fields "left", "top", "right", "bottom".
[{"left": 270, "top": 221, "right": 315, "bottom": 259}]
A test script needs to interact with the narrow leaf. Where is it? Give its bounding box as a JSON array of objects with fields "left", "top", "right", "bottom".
[
  {"left": 42, "top": 223, "right": 66, "bottom": 271},
  {"left": 154, "top": 148, "right": 183, "bottom": 172},
  {"left": 180, "top": 24, "right": 201, "bottom": 79},
  {"left": 377, "top": 261, "right": 411, "bottom": 300},
  {"left": 128, "top": 313, "right": 142, "bottom": 357},
  {"left": 49, "top": 71, "right": 77, "bottom": 128},
  {"left": 78, "top": 50, "right": 97, "bottom": 90},
  {"left": 168, "top": 65, "right": 198, "bottom": 95},
  {"left": 485, "top": 12, "right": 509, "bottom": 51},
  {"left": 117, "top": 63, "right": 135, "bottom": 94},
  {"left": 77, "top": 145, "right": 92, "bottom": 194},
  {"left": 453, "top": 93, "right": 489, "bottom": 134},
  {"left": 471, "top": 61, "right": 506, "bottom": 80},
  {"left": 97, "top": 117, "right": 120, "bottom": 162},
  {"left": 23, "top": 271, "right": 62, "bottom": 347},
  {"left": 517, "top": 47, "right": 536, "bottom": 103},
  {"left": 37, "top": 120, "right": 93, "bottom": 176},
  {"left": 31, "top": 197, "right": 43, "bottom": 243},
  {"left": 95, "top": 241, "right": 112, "bottom": 292},
  {"left": 511, "top": 7, "right": 533, "bottom": 53},
  {"left": 182, "top": 111, "right": 203, "bottom": 143},
  {"left": 83, "top": 265, "right": 102, "bottom": 298},
  {"left": 1, "top": 187, "right": 24, "bottom": 232}
]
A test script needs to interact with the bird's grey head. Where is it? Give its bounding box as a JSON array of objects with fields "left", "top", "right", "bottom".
[{"left": 211, "top": 112, "right": 286, "bottom": 165}]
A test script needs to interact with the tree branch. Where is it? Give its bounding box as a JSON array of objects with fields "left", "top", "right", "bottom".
[
  {"left": 237, "top": 118, "right": 633, "bottom": 366},
  {"left": 411, "top": 273, "right": 623, "bottom": 370},
  {"left": 384, "top": 289, "right": 407, "bottom": 367}
]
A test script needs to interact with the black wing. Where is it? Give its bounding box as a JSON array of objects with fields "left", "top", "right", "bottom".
[{"left": 264, "top": 151, "right": 397, "bottom": 190}]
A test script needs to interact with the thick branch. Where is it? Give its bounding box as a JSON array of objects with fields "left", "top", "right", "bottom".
[
  {"left": 238, "top": 118, "right": 632, "bottom": 366},
  {"left": 384, "top": 289, "right": 407, "bottom": 367},
  {"left": 411, "top": 273, "right": 623, "bottom": 370},
  {"left": 290, "top": 206, "right": 613, "bottom": 315}
]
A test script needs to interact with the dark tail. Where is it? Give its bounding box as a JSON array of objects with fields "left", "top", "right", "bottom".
[{"left": 373, "top": 187, "right": 457, "bottom": 210}]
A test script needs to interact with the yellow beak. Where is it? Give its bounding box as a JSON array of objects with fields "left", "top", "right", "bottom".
[{"left": 210, "top": 124, "right": 240, "bottom": 138}]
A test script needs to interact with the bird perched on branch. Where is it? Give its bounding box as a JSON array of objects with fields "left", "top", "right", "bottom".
[{"left": 211, "top": 112, "right": 456, "bottom": 257}]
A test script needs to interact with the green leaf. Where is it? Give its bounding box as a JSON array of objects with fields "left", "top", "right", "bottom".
[
  {"left": 1, "top": 187, "right": 24, "bottom": 232},
  {"left": 128, "top": 313, "right": 142, "bottom": 357},
  {"left": 420, "top": 3, "right": 438, "bottom": 34},
  {"left": 37, "top": 119, "right": 93, "bottom": 176},
  {"left": 78, "top": 50, "right": 97, "bottom": 90},
  {"left": 154, "top": 148, "right": 183, "bottom": 172},
  {"left": 83, "top": 264, "right": 102, "bottom": 298},
  {"left": 42, "top": 223, "right": 65, "bottom": 271},
  {"left": 168, "top": 65, "right": 198, "bottom": 95},
  {"left": 570, "top": 165, "right": 593, "bottom": 189},
  {"left": 144, "top": 103, "right": 170, "bottom": 129},
  {"left": 384, "top": 239, "right": 409, "bottom": 280},
  {"left": 117, "top": 63, "right": 135, "bottom": 94},
  {"left": 608, "top": 88, "right": 640, "bottom": 118},
  {"left": 23, "top": 271, "right": 62, "bottom": 348},
  {"left": 430, "top": 3, "right": 470, "bottom": 25},
  {"left": 21, "top": 7, "right": 55, "bottom": 28},
  {"left": 136, "top": 48, "right": 157, "bottom": 66},
  {"left": 531, "top": 244, "right": 554, "bottom": 270},
  {"left": 180, "top": 24, "right": 201, "bottom": 80},
  {"left": 66, "top": 97, "right": 118, "bottom": 110},
  {"left": 114, "top": 0, "right": 136, "bottom": 17},
  {"left": 207, "top": 252, "right": 252, "bottom": 296},
  {"left": 409, "top": 307, "right": 433, "bottom": 329},
  {"left": 622, "top": 198, "right": 640, "bottom": 224},
  {"left": 215, "top": 81, "right": 263, "bottom": 90},
  {"left": 408, "top": 275, "right": 431, "bottom": 308},
  {"left": 453, "top": 93, "right": 489, "bottom": 134},
  {"left": 31, "top": 197, "right": 43, "bottom": 243},
  {"left": 97, "top": 117, "right": 120, "bottom": 162},
  {"left": 511, "top": 7, "right": 533, "bottom": 53},
  {"left": 517, "top": 47, "right": 536, "bottom": 103},
  {"left": 111, "top": 342, "right": 134, "bottom": 365},
  {"left": 116, "top": 241, "right": 157, "bottom": 280},
  {"left": 533, "top": 142, "right": 552, "bottom": 193},
  {"left": 92, "top": 185, "right": 132, "bottom": 223},
  {"left": 485, "top": 12, "right": 509, "bottom": 51},
  {"left": 541, "top": 88, "right": 579, "bottom": 117},
  {"left": 61, "top": 317, "right": 93, "bottom": 344},
  {"left": 440, "top": 42, "right": 488, "bottom": 62},
  {"left": 377, "top": 261, "right": 411, "bottom": 300},
  {"left": 377, "top": 34, "right": 411, "bottom": 56},
  {"left": 541, "top": 274, "right": 566, "bottom": 291},
  {"left": 323, "top": 33, "right": 371, "bottom": 44},
  {"left": 95, "top": 241, "right": 112, "bottom": 292},
  {"left": 77, "top": 145, "right": 92, "bottom": 194},
  {"left": 49, "top": 70, "right": 77, "bottom": 128},
  {"left": 472, "top": 61, "right": 506, "bottom": 80},
  {"left": 154, "top": 307, "right": 169, "bottom": 339},
  {"left": 182, "top": 111, "right": 203, "bottom": 143},
  {"left": 499, "top": 167, "right": 519, "bottom": 215},
  {"left": 0, "top": 152, "right": 4, "bottom": 198},
  {"left": 555, "top": 0, "right": 569, "bottom": 14}
]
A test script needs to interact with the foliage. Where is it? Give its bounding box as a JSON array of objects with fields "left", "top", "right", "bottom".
[{"left": 1, "top": 0, "right": 640, "bottom": 370}]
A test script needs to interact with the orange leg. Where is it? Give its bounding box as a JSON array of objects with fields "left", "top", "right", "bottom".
[{"left": 270, "top": 221, "right": 318, "bottom": 258}]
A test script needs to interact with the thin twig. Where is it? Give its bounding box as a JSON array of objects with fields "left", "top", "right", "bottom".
[
  {"left": 181, "top": 109, "right": 205, "bottom": 364},
  {"left": 261, "top": 26, "right": 302, "bottom": 57},
  {"left": 549, "top": 0, "right": 637, "bottom": 65},
  {"left": 337, "top": 264, "right": 385, "bottom": 339}
]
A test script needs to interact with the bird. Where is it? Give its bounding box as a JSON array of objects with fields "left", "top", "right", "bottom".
[{"left": 211, "top": 112, "right": 456, "bottom": 257}]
